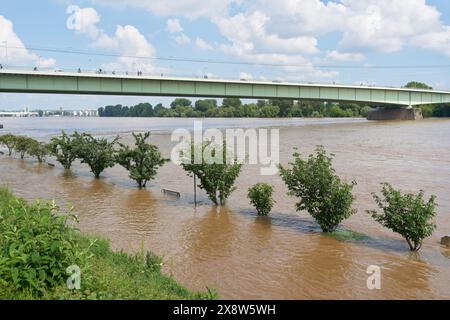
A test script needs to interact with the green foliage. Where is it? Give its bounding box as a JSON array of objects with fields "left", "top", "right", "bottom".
[
  {"left": 0, "top": 188, "right": 83, "bottom": 294},
  {"left": 420, "top": 105, "right": 434, "bottom": 118},
  {"left": 279, "top": 146, "right": 357, "bottom": 232},
  {"left": 404, "top": 81, "right": 433, "bottom": 90},
  {"left": 116, "top": 132, "right": 168, "bottom": 188},
  {"left": 170, "top": 98, "right": 192, "bottom": 109},
  {"left": 180, "top": 140, "right": 243, "bottom": 205},
  {"left": 48, "top": 131, "right": 81, "bottom": 170},
  {"left": 97, "top": 98, "right": 378, "bottom": 118},
  {"left": 76, "top": 133, "right": 118, "bottom": 178},
  {"left": 26, "top": 140, "right": 49, "bottom": 163},
  {"left": 0, "top": 189, "right": 217, "bottom": 300},
  {"left": 195, "top": 99, "right": 217, "bottom": 113},
  {"left": 247, "top": 183, "right": 275, "bottom": 216},
  {"left": 13, "top": 136, "right": 33, "bottom": 159},
  {"left": 367, "top": 183, "right": 437, "bottom": 251},
  {"left": 0, "top": 134, "right": 17, "bottom": 156},
  {"left": 222, "top": 97, "right": 242, "bottom": 108}
]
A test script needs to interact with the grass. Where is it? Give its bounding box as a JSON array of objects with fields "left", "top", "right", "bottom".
[{"left": 0, "top": 188, "right": 217, "bottom": 300}]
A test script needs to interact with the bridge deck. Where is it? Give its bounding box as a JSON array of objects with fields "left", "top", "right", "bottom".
[{"left": 1, "top": 70, "right": 450, "bottom": 106}]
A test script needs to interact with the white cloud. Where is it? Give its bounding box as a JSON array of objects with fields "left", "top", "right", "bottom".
[
  {"left": 69, "top": 7, "right": 162, "bottom": 73},
  {"left": 213, "top": 11, "right": 319, "bottom": 56},
  {"left": 326, "top": 50, "right": 365, "bottom": 62},
  {"left": 195, "top": 38, "right": 214, "bottom": 50},
  {"left": 166, "top": 19, "right": 183, "bottom": 34},
  {"left": 90, "top": 0, "right": 237, "bottom": 19},
  {"left": 174, "top": 33, "right": 191, "bottom": 45},
  {"left": 239, "top": 72, "right": 252, "bottom": 80},
  {"left": 0, "top": 15, "right": 56, "bottom": 68},
  {"left": 68, "top": 6, "right": 101, "bottom": 39},
  {"left": 253, "top": 0, "right": 450, "bottom": 56},
  {"left": 413, "top": 26, "right": 450, "bottom": 57}
]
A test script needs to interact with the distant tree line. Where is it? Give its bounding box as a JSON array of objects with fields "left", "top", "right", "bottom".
[
  {"left": 97, "top": 81, "right": 450, "bottom": 119},
  {"left": 98, "top": 98, "right": 375, "bottom": 118},
  {"left": 403, "top": 81, "right": 450, "bottom": 117}
]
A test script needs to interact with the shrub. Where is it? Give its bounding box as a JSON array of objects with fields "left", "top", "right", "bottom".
[
  {"left": 0, "top": 134, "right": 17, "bottom": 156},
  {"left": 26, "top": 140, "right": 49, "bottom": 163},
  {"left": 0, "top": 188, "right": 84, "bottom": 294},
  {"left": 279, "top": 146, "right": 356, "bottom": 232},
  {"left": 13, "top": 136, "right": 33, "bottom": 159},
  {"left": 367, "top": 183, "right": 437, "bottom": 251},
  {"left": 116, "top": 132, "right": 168, "bottom": 188},
  {"left": 248, "top": 183, "right": 275, "bottom": 216},
  {"left": 76, "top": 133, "right": 118, "bottom": 178},
  {"left": 180, "top": 140, "right": 243, "bottom": 205},
  {"left": 48, "top": 131, "right": 81, "bottom": 170}
]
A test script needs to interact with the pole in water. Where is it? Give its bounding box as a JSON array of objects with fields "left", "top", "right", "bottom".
[{"left": 194, "top": 175, "right": 197, "bottom": 207}]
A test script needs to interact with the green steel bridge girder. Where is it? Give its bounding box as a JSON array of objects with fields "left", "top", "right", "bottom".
[{"left": 1, "top": 71, "right": 450, "bottom": 106}]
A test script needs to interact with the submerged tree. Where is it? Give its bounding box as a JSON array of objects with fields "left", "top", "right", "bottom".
[
  {"left": 367, "top": 183, "right": 437, "bottom": 251},
  {"left": 0, "top": 134, "right": 17, "bottom": 156},
  {"left": 27, "top": 140, "right": 49, "bottom": 163},
  {"left": 14, "top": 136, "right": 33, "bottom": 159},
  {"left": 279, "top": 146, "right": 356, "bottom": 232},
  {"left": 180, "top": 140, "right": 243, "bottom": 206},
  {"left": 76, "top": 134, "right": 118, "bottom": 178},
  {"left": 248, "top": 183, "right": 275, "bottom": 216},
  {"left": 116, "top": 132, "right": 168, "bottom": 188},
  {"left": 48, "top": 131, "right": 81, "bottom": 170}
]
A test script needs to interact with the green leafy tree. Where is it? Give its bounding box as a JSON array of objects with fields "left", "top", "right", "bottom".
[
  {"left": 404, "top": 81, "right": 432, "bottom": 90},
  {"left": 195, "top": 99, "right": 217, "bottom": 113},
  {"left": 248, "top": 183, "right": 275, "bottom": 216},
  {"left": 170, "top": 98, "right": 192, "bottom": 110},
  {"left": 116, "top": 132, "right": 168, "bottom": 188},
  {"left": 279, "top": 146, "right": 357, "bottom": 232},
  {"left": 14, "top": 136, "right": 33, "bottom": 159},
  {"left": 27, "top": 140, "right": 49, "bottom": 163},
  {"left": 222, "top": 98, "right": 242, "bottom": 108},
  {"left": 367, "top": 183, "right": 437, "bottom": 251},
  {"left": 0, "top": 134, "right": 17, "bottom": 156},
  {"left": 76, "top": 134, "right": 118, "bottom": 178},
  {"left": 180, "top": 140, "right": 243, "bottom": 205},
  {"left": 48, "top": 131, "right": 81, "bottom": 170}
]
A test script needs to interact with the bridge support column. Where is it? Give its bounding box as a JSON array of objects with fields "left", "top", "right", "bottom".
[{"left": 367, "top": 107, "right": 423, "bottom": 121}]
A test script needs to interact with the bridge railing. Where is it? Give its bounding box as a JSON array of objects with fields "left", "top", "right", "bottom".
[{"left": 0, "top": 64, "right": 409, "bottom": 89}]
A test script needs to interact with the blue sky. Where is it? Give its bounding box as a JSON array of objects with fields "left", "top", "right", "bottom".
[{"left": 1, "top": 0, "right": 450, "bottom": 110}]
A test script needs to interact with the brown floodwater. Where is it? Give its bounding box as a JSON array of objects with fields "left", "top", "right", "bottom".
[{"left": 0, "top": 117, "right": 449, "bottom": 299}]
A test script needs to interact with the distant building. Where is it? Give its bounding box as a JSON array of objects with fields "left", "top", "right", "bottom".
[
  {"left": 68, "top": 110, "right": 99, "bottom": 117},
  {"left": 0, "top": 108, "right": 39, "bottom": 117}
]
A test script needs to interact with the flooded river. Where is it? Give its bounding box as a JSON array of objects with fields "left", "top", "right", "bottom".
[{"left": 0, "top": 117, "right": 449, "bottom": 299}]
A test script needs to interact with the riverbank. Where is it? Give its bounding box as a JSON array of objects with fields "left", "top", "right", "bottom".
[{"left": 0, "top": 188, "right": 216, "bottom": 300}]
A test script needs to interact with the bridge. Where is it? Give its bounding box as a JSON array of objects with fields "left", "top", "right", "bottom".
[{"left": 1, "top": 70, "right": 449, "bottom": 119}]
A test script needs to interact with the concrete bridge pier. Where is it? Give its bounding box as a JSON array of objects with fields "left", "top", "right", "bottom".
[{"left": 367, "top": 106, "right": 423, "bottom": 121}]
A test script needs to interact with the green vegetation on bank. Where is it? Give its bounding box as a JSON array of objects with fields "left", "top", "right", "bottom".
[
  {"left": 95, "top": 81, "right": 450, "bottom": 119},
  {"left": 98, "top": 99, "right": 373, "bottom": 118},
  {"left": 0, "top": 188, "right": 216, "bottom": 300}
]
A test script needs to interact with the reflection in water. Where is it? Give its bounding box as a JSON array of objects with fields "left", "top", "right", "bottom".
[{"left": 1, "top": 117, "right": 450, "bottom": 299}]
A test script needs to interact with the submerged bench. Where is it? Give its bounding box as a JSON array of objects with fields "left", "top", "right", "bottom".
[{"left": 161, "top": 189, "right": 181, "bottom": 198}]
